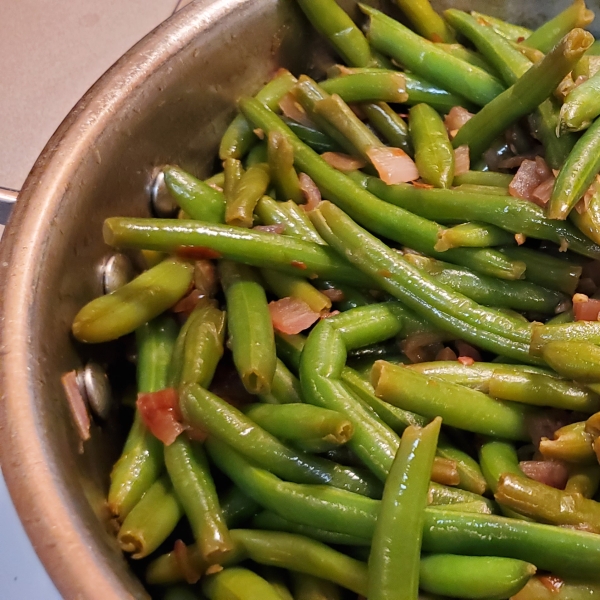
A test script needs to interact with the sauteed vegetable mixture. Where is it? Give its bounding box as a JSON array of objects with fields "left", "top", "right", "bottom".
[{"left": 67, "top": 0, "right": 600, "bottom": 597}]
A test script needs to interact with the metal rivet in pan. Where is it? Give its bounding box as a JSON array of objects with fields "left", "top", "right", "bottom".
[
  {"left": 149, "top": 169, "right": 178, "bottom": 217},
  {"left": 101, "top": 253, "right": 134, "bottom": 294},
  {"left": 78, "top": 363, "right": 112, "bottom": 421}
]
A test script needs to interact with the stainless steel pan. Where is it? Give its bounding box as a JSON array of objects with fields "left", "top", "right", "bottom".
[{"left": 0, "top": 0, "right": 596, "bottom": 597}]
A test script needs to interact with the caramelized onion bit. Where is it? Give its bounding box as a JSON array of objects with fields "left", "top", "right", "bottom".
[
  {"left": 367, "top": 146, "right": 419, "bottom": 184},
  {"left": 279, "top": 93, "right": 315, "bottom": 128},
  {"left": 299, "top": 173, "right": 322, "bottom": 211},
  {"left": 269, "top": 297, "right": 320, "bottom": 334},
  {"left": 321, "top": 152, "right": 366, "bottom": 172},
  {"left": 509, "top": 156, "right": 554, "bottom": 206},
  {"left": 444, "top": 106, "right": 473, "bottom": 138},
  {"left": 454, "top": 145, "right": 470, "bottom": 176},
  {"left": 573, "top": 293, "right": 600, "bottom": 321},
  {"left": 252, "top": 224, "right": 286, "bottom": 235},
  {"left": 137, "top": 388, "right": 186, "bottom": 445},
  {"left": 519, "top": 460, "right": 569, "bottom": 489}
]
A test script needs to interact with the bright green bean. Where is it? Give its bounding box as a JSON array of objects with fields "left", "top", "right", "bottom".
[
  {"left": 392, "top": 0, "right": 455, "bottom": 42},
  {"left": 203, "top": 568, "right": 283, "bottom": 600},
  {"left": 257, "top": 358, "right": 303, "bottom": 405},
  {"left": 470, "top": 12, "right": 532, "bottom": 42},
  {"left": 320, "top": 72, "right": 408, "bottom": 104},
  {"left": 267, "top": 131, "right": 304, "bottom": 204},
  {"left": 561, "top": 70, "right": 600, "bottom": 132},
  {"left": 435, "top": 222, "right": 515, "bottom": 250},
  {"left": 225, "top": 163, "right": 270, "bottom": 228},
  {"left": 72, "top": 257, "right": 193, "bottom": 343},
  {"left": 539, "top": 422, "right": 596, "bottom": 464},
  {"left": 541, "top": 340, "right": 600, "bottom": 382}
]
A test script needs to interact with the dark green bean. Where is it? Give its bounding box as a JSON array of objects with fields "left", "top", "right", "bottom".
[
  {"left": 180, "top": 383, "right": 380, "bottom": 497},
  {"left": 257, "top": 358, "right": 303, "bottom": 405},
  {"left": 453, "top": 29, "right": 593, "bottom": 160},
  {"left": 108, "top": 316, "right": 178, "bottom": 519},
  {"left": 220, "top": 261, "right": 276, "bottom": 394},
  {"left": 72, "top": 257, "right": 194, "bottom": 343},
  {"left": 362, "top": 5, "right": 505, "bottom": 106},
  {"left": 164, "top": 437, "right": 232, "bottom": 562},
  {"left": 373, "top": 361, "right": 535, "bottom": 440},
  {"left": 244, "top": 403, "right": 353, "bottom": 453},
  {"left": 117, "top": 475, "right": 183, "bottom": 559},
  {"left": 561, "top": 70, "right": 600, "bottom": 132},
  {"left": 163, "top": 165, "right": 226, "bottom": 223},
  {"left": 282, "top": 118, "right": 340, "bottom": 154},
  {"left": 220, "top": 69, "right": 297, "bottom": 160},
  {"left": 410, "top": 103, "right": 455, "bottom": 189},
  {"left": 220, "top": 486, "right": 261, "bottom": 528},
  {"left": 292, "top": 573, "right": 341, "bottom": 600},
  {"left": 524, "top": 0, "right": 594, "bottom": 53},
  {"left": 103, "top": 217, "right": 371, "bottom": 287},
  {"left": 369, "top": 418, "right": 441, "bottom": 600},
  {"left": 361, "top": 102, "right": 411, "bottom": 155},
  {"left": 454, "top": 170, "right": 513, "bottom": 187}
]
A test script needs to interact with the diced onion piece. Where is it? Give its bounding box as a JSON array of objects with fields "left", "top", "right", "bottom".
[
  {"left": 401, "top": 332, "right": 445, "bottom": 363},
  {"left": 320, "top": 309, "right": 341, "bottom": 319},
  {"left": 269, "top": 297, "right": 320, "bottom": 334},
  {"left": 322, "top": 288, "right": 345, "bottom": 302},
  {"left": 531, "top": 177, "right": 555, "bottom": 208},
  {"left": 252, "top": 224, "right": 285, "bottom": 234},
  {"left": 526, "top": 410, "right": 572, "bottom": 448},
  {"left": 519, "top": 460, "right": 569, "bottom": 489},
  {"left": 173, "top": 540, "right": 202, "bottom": 584},
  {"left": 538, "top": 575, "right": 564, "bottom": 593},
  {"left": 172, "top": 289, "right": 205, "bottom": 315},
  {"left": 321, "top": 152, "right": 366, "bottom": 172},
  {"left": 367, "top": 146, "right": 419, "bottom": 184},
  {"left": 194, "top": 260, "right": 218, "bottom": 297},
  {"left": 61, "top": 370, "right": 91, "bottom": 443},
  {"left": 454, "top": 340, "right": 481, "bottom": 362},
  {"left": 299, "top": 173, "right": 322, "bottom": 211},
  {"left": 435, "top": 346, "right": 457, "bottom": 361},
  {"left": 458, "top": 356, "right": 475, "bottom": 366},
  {"left": 573, "top": 293, "right": 600, "bottom": 321},
  {"left": 515, "top": 233, "right": 526, "bottom": 245},
  {"left": 137, "top": 388, "right": 186, "bottom": 446},
  {"left": 509, "top": 157, "right": 553, "bottom": 204},
  {"left": 279, "top": 93, "right": 315, "bottom": 128},
  {"left": 454, "top": 145, "right": 470, "bottom": 176},
  {"left": 444, "top": 106, "right": 473, "bottom": 137}
]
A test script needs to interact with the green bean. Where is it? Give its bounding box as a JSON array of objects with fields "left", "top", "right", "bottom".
[
  {"left": 165, "top": 437, "right": 232, "bottom": 562},
  {"left": 539, "top": 422, "right": 596, "bottom": 464},
  {"left": 72, "top": 257, "right": 193, "bottom": 343},
  {"left": 402, "top": 72, "right": 475, "bottom": 111},
  {"left": 245, "top": 142, "right": 268, "bottom": 166},
  {"left": 495, "top": 472, "right": 600, "bottom": 533},
  {"left": 436, "top": 437, "right": 488, "bottom": 495},
  {"left": 118, "top": 475, "right": 183, "bottom": 559},
  {"left": 410, "top": 103, "right": 455, "bottom": 189},
  {"left": 435, "top": 222, "right": 515, "bottom": 250},
  {"left": 531, "top": 322, "right": 600, "bottom": 355},
  {"left": 373, "top": 361, "right": 535, "bottom": 440},
  {"left": 565, "top": 465, "right": 600, "bottom": 498},
  {"left": 293, "top": 0, "right": 383, "bottom": 68},
  {"left": 419, "top": 554, "right": 535, "bottom": 600},
  {"left": 316, "top": 280, "right": 373, "bottom": 311},
  {"left": 257, "top": 359, "right": 303, "bottom": 405},
  {"left": 103, "top": 218, "right": 371, "bottom": 287},
  {"left": 428, "top": 482, "right": 495, "bottom": 511},
  {"left": 513, "top": 576, "right": 600, "bottom": 600},
  {"left": 341, "top": 366, "right": 427, "bottom": 433},
  {"left": 369, "top": 418, "right": 441, "bottom": 600},
  {"left": 224, "top": 158, "right": 244, "bottom": 201},
  {"left": 240, "top": 97, "right": 527, "bottom": 281},
  {"left": 433, "top": 501, "right": 492, "bottom": 515},
  {"left": 454, "top": 171, "right": 514, "bottom": 187},
  {"left": 362, "top": 5, "right": 504, "bottom": 106},
  {"left": 541, "top": 340, "right": 600, "bottom": 382},
  {"left": 261, "top": 269, "right": 331, "bottom": 313},
  {"left": 219, "top": 261, "right": 276, "bottom": 394},
  {"left": 499, "top": 246, "right": 582, "bottom": 295},
  {"left": 571, "top": 179, "right": 600, "bottom": 244},
  {"left": 267, "top": 131, "right": 303, "bottom": 204},
  {"left": 549, "top": 118, "right": 600, "bottom": 220},
  {"left": 275, "top": 331, "right": 305, "bottom": 373},
  {"left": 220, "top": 69, "right": 297, "bottom": 160},
  {"left": 108, "top": 316, "right": 178, "bottom": 519},
  {"left": 255, "top": 567, "right": 292, "bottom": 600},
  {"left": 320, "top": 72, "right": 408, "bottom": 104},
  {"left": 437, "top": 43, "right": 496, "bottom": 73},
  {"left": 251, "top": 511, "right": 370, "bottom": 547},
  {"left": 360, "top": 102, "right": 411, "bottom": 155},
  {"left": 161, "top": 586, "right": 201, "bottom": 600},
  {"left": 244, "top": 403, "right": 353, "bottom": 453},
  {"left": 205, "top": 439, "right": 600, "bottom": 580},
  {"left": 470, "top": 12, "right": 532, "bottom": 43},
  {"left": 177, "top": 303, "right": 226, "bottom": 389},
  {"left": 561, "top": 71, "right": 600, "bottom": 132},
  {"left": 524, "top": 0, "right": 594, "bottom": 54},
  {"left": 203, "top": 567, "right": 284, "bottom": 600},
  {"left": 546, "top": 309, "right": 575, "bottom": 325},
  {"left": 225, "top": 163, "right": 270, "bottom": 228},
  {"left": 300, "top": 319, "right": 403, "bottom": 481},
  {"left": 310, "top": 202, "right": 540, "bottom": 363},
  {"left": 450, "top": 184, "right": 509, "bottom": 196},
  {"left": 282, "top": 118, "right": 340, "bottom": 154},
  {"left": 163, "top": 165, "right": 226, "bottom": 223},
  {"left": 180, "top": 384, "right": 380, "bottom": 497},
  {"left": 254, "top": 196, "right": 325, "bottom": 245},
  {"left": 291, "top": 573, "right": 341, "bottom": 600},
  {"left": 220, "top": 486, "right": 261, "bottom": 528},
  {"left": 359, "top": 173, "right": 600, "bottom": 262},
  {"left": 392, "top": 0, "right": 455, "bottom": 42},
  {"left": 488, "top": 368, "right": 600, "bottom": 413},
  {"left": 403, "top": 253, "right": 564, "bottom": 313},
  {"left": 453, "top": 29, "right": 593, "bottom": 160}
]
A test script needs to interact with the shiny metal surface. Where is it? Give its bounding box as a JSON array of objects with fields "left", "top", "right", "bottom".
[{"left": 0, "top": 0, "right": 598, "bottom": 598}]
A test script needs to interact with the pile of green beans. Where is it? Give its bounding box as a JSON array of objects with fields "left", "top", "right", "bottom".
[{"left": 68, "top": 1, "right": 600, "bottom": 598}]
